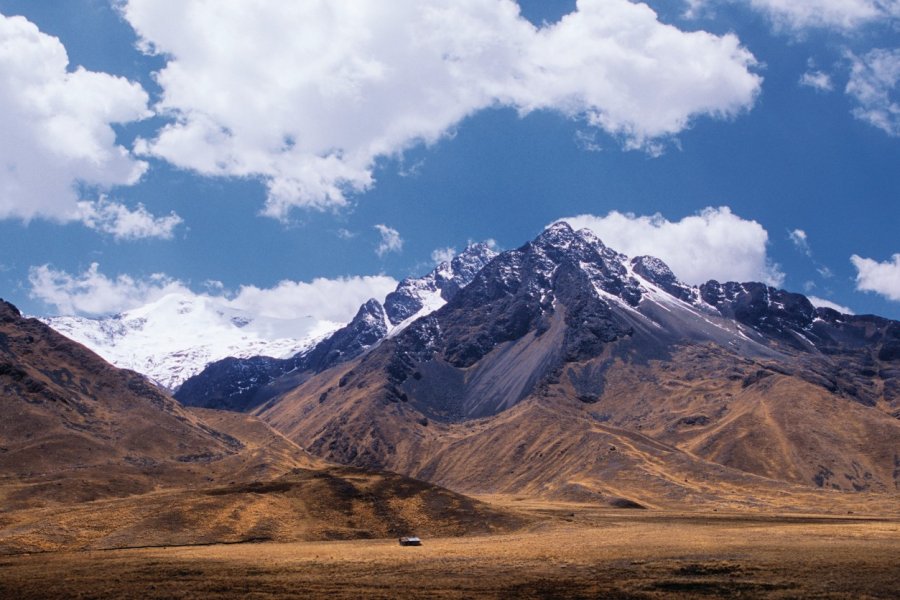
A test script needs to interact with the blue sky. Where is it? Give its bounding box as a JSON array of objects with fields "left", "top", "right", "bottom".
[{"left": 0, "top": 0, "right": 898, "bottom": 321}]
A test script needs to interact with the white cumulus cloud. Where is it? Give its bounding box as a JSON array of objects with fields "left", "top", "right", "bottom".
[
  {"left": 374, "top": 224, "right": 404, "bottom": 257},
  {"left": 29, "top": 262, "right": 399, "bottom": 320},
  {"left": 226, "top": 276, "right": 398, "bottom": 323},
  {"left": 556, "top": 207, "right": 784, "bottom": 286},
  {"left": 807, "top": 296, "right": 855, "bottom": 314},
  {"left": 851, "top": 253, "right": 900, "bottom": 301},
  {"left": 75, "top": 197, "right": 183, "bottom": 240},
  {"left": 846, "top": 48, "right": 900, "bottom": 137},
  {"left": 0, "top": 13, "right": 158, "bottom": 229},
  {"left": 28, "top": 263, "right": 189, "bottom": 316},
  {"left": 120, "top": 0, "right": 761, "bottom": 217}
]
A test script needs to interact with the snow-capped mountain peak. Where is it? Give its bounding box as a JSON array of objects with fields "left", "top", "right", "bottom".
[{"left": 41, "top": 292, "right": 340, "bottom": 390}]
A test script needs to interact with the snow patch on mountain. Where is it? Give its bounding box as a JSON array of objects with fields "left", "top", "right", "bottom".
[
  {"left": 382, "top": 242, "right": 499, "bottom": 338},
  {"left": 41, "top": 293, "right": 341, "bottom": 390}
]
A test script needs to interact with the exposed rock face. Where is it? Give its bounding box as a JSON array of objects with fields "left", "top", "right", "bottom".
[
  {"left": 173, "top": 355, "right": 286, "bottom": 413},
  {"left": 699, "top": 280, "right": 816, "bottom": 342},
  {"left": 176, "top": 243, "right": 497, "bottom": 410},
  {"left": 303, "top": 299, "right": 390, "bottom": 371},
  {"left": 235, "top": 223, "right": 900, "bottom": 498},
  {"left": 378, "top": 224, "right": 640, "bottom": 401},
  {"left": 180, "top": 223, "right": 900, "bottom": 420},
  {"left": 631, "top": 255, "right": 695, "bottom": 303},
  {"left": 343, "top": 223, "right": 802, "bottom": 421}
]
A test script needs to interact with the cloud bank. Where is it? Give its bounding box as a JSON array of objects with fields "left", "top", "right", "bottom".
[
  {"left": 29, "top": 263, "right": 398, "bottom": 320},
  {"left": 28, "top": 263, "right": 189, "bottom": 316},
  {"left": 0, "top": 12, "right": 179, "bottom": 239},
  {"left": 851, "top": 253, "right": 900, "bottom": 301},
  {"left": 223, "top": 276, "right": 399, "bottom": 323},
  {"left": 120, "top": 0, "right": 761, "bottom": 217},
  {"left": 556, "top": 207, "right": 784, "bottom": 286}
]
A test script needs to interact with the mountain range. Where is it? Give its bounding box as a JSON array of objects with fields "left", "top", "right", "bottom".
[
  {"left": 38, "top": 243, "right": 499, "bottom": 394},
  {"left": 170, "top": 222, "right": 900, "bottom": 506},
  {"left": 173, "top": 242, "right": 498, "bottom": 411},
  {"left": 26, "top": 223, "right": 900, "bottom": 512}
]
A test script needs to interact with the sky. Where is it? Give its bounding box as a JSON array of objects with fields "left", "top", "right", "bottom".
[{"left": 0, "top": 0, "right": 898, "bottom": 323}]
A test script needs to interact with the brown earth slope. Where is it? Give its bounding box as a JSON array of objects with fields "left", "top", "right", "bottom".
[
  {"left": 0, "top": 464, "right": 524, "bottom": 554},
  {"left": 249, "top": 226, "right": 900, "bottom": 510},
  {"left": 0, "top": 299, "right": 253, "bottom": 508},
  {"left": 0, "top": 300, "right": 525, "bottom": 552},
  {"left": 256, "top": 345, "right": 900, "bottom": 514}
]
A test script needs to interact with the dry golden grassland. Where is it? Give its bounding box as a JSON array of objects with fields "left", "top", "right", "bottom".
[{"left": 1, "top": 505, "right": 898, "bottom": 599}]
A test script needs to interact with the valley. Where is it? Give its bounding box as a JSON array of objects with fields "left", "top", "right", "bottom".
[
  {"left": 4, "top": 224, "right": 899, "bottom": 598},
  {"left": 2, "top": 508, "right": 898, "bottom": 599},
  {"left": 3, "top": 1, "right": 899, "bottom": 597}
]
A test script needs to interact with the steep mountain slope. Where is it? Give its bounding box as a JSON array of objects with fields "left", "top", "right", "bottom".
[
  {"left": 0, "top": 299, "right": 525, "bottom": 552},
  {"left": 41, "top": 292, "right": 339, "bottom": 390},
  {"left": 176, "top": 242, "right": 497, "bottom": 411},
  {"left": 260, "top": 369, "right": 899, "bottom": 512},
  {"left": 0, "top": 298, "right": 250, "bottom": 506},
  {"left": 248, "top": 224, "right": 900, "bottom": 502}
]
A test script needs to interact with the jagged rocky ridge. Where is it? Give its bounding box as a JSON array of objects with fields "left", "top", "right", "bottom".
[
  {"left": 176, "top": 243, "right": 498, "bottom": 410},
  {"left": 330, "top": 223, "right": 898, "bottom": 420},
  {"left": 247, "top": 223, "right": 899, "bottom": 496},
  {"left": 183, "top": 223, "right": 899, "bottom": 419}
]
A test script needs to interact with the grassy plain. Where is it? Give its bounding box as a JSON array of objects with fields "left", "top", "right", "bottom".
[{"left": 1, "top": 504, "right": 898, "bottom": 599}]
